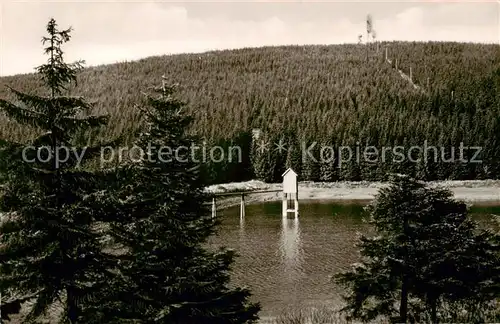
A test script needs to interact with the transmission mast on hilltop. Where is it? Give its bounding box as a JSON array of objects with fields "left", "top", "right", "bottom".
[{"left": 366, "top": 14, "right": 373, "bottom": 62}]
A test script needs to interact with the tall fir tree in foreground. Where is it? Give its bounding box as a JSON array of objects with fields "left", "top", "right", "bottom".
[
  {"left": 0, "top": 18, "right": 117, "bottom": 322},
  {"left": 335, "top": 174, "right": 500, "bottom": 323},
  {"left": 94, "top": 83, "right": 260, "bottom": 323}
]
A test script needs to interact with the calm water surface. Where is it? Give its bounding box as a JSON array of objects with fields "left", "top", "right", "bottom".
[{"left": 208, "top": 202, "right": 500, "bottom": 318}]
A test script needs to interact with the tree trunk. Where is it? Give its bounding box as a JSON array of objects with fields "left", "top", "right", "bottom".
[
  {"left": 430, "top": 298, "right": 438, "bottom": 323},
  {"left": 400, "top": 275, "right": 408, "bottom": 323},
  {"left": 66, "top": 287, "right": 78, "bottom": 323},
  {"left": 400, "top": 210, "right": 409, "bottom": 323},
  {"left": 431, "top": 305, "right": 437, "bottom": 323}
]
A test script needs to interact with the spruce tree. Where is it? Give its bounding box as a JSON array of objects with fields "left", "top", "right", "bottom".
[
  {"left": 285, "top": 135, "right": 302, "bottom": 178},
  {"left": 301, "top": 139, "right": 320, "bottom": 182},
  {"left": 251, "top": 133, "right": 275, "bottom": 183},
  {"left": 95, "top": 83, "right": 260, "bottom": 323},
  {"left": 318, "top": 139, "right": 337, "bottom": 182},
  {"left": 0, "top": 18, "right": 118, "bottom": 322},
  {"left": 335, "top": 174, "right": 500, "bottom": 323}
]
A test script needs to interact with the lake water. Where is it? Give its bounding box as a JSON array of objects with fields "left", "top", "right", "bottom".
[{"left": 208, "top": 201, "right": 500, "bottom": 320}]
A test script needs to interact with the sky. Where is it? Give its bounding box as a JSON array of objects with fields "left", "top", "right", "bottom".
[{"left": 0, "top": 0, "right": 499, "bottom": 76}]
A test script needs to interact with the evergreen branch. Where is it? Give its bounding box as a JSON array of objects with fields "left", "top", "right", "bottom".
[
  {"left": 0, "top": 289, "right": 44, "bottom": 321},
  {"left": 24, "top": 288, "right": 57, "bottom": 322},
  {"left": 0, "top": 99, "right": 47, "bottom": 129},
  {"left": 31, "top": 131, "right": 70, "bottom": 148},
  {"left": 90, "top": 134, "right": 126, "bottom": 151},
  {"left": 6, "top": 87, "right": 92, "bottom": 115},
  {"left": 30, "top": 167, "right": 56, "bottom": 174},
  {"left": 60, "top": 115, "right": 108, "bottom": 132}
]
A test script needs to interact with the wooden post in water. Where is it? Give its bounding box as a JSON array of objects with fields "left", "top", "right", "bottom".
[
  {"left": 282, "top": 168, "right": 298, "bottom": 218},
  {"left": 212, "top": 197, "right": 216, "bottom": 218},
  {"left": 240, "top": 193, "right": 245, "bottom": 218},
  {"left": 385, "top": 47, "right": 388, "bottom": 61},
  {"left": 282, "top": 192, "right": 288, "bottom": 217},
  {"left": 294, "top": 191, "right": 299, "bottom": 217},
  {"left": 409, "top": 67, "right": 412, "bottom": 82},
  {"left": 395, "top": 58, "right": 398, "bottom": 70}
]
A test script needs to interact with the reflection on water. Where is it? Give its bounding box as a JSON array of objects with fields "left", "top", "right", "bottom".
[
  {"left": 208, "top": 201, "right": 499, "bottom": 318},
  {"left": 208, "top": 202, "right": 369, "bottom": 317},
  {"left": 279, "top": 217, "right": 304, "bottom": 292},
  {"left": 239, "top": 212, "right": 245, "bottom": 236}
]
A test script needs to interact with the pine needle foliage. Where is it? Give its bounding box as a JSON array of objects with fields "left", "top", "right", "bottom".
[
  {"left": 0, "top": 18, "right": 118, "bottom": 323},
  {"left": 91, "top": 83, "right": 260, "bottom": 323},
  {"left": 335, "top": 174, "right": 500, "bottom": 323}
]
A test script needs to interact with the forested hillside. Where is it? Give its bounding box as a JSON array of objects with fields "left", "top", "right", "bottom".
[{"left": 1, "top": 41, "right": 499, "bottom": 184}]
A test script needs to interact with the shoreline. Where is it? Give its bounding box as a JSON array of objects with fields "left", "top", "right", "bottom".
[
  {"left": 206, "top": 180, "right": 500, "bottom": 210},
  {"left": 208, "top": 180, "right": 500, "bottom": 324}
]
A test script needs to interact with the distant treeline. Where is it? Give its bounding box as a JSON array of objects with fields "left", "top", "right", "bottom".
[{"left": 1, "top": 42, "right": 499, "bottom": 184}]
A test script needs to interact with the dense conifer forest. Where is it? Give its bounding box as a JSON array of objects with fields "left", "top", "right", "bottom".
[
  {"left": 0, "top": 18, "right": 499, "bottom": 323},
  {"left": 1, "top": 42, "right": 499, "bottom": 184}
]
